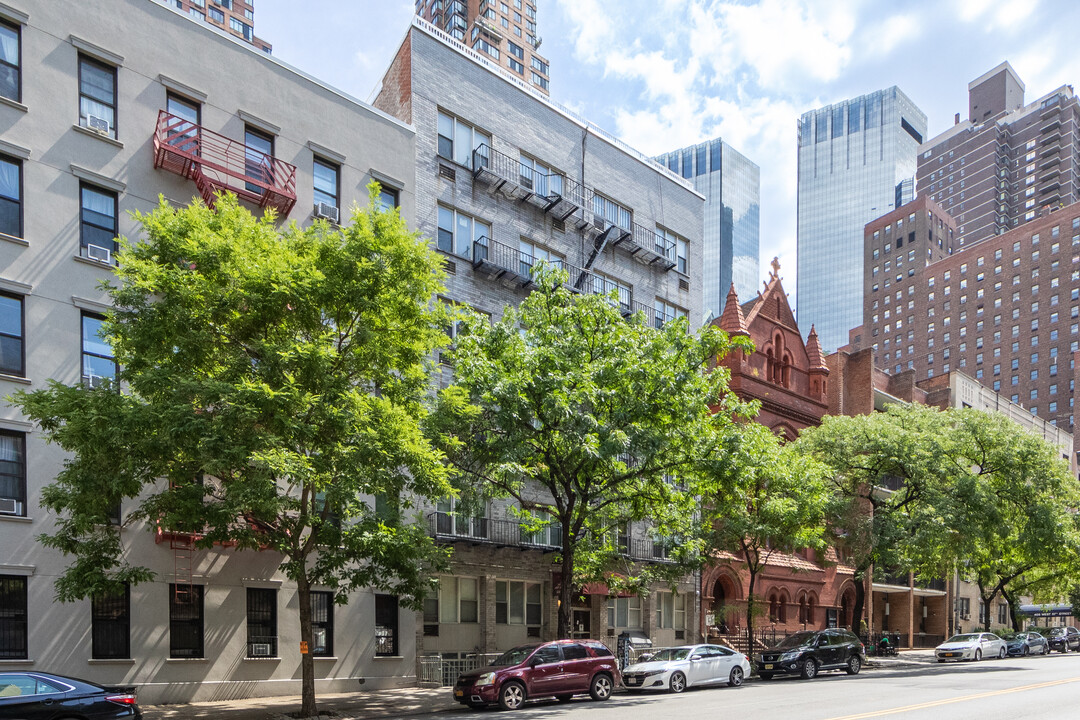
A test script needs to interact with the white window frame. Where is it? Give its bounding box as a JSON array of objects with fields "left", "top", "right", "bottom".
[
  {"left": 437, "top": 111, "right": 491, "bottom": 169},
  {"left": 437, "top": 576, "right": 479, "bottom": 624}
]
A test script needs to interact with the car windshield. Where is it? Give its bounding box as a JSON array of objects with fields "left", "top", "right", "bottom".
[
  {"left": 775, "top": 632, "right": 818, "bottom": 649},
  {"left": 1048, "top": 628, "right": 1066, "bottom": 636},
  {"left": 945, "top": 634, "right": 979, "bottom": 643},
  {"left": 646, "top": 648, "right": 691, "bottom": 662},
  {"left": 491, "top": 645, "right": 539, "bottom": 667}
]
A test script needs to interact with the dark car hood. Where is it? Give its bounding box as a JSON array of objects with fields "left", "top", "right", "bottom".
[{"left": 458, "top": 665, "right": 509, "bottom": 681}]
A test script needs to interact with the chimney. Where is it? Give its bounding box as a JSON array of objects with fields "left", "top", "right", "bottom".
[{"left": 954, "top": 113, "right": 960, "bottom": 125}]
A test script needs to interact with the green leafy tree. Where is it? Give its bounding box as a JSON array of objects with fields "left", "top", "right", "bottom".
[
  {"left": 795, "top": 403, "right": 962, "bottom": 634},
  {"left": 13, "top": 190, "right": 451, "bottom": 718},
  {"left": 946, "top": 408, "right": 1080, "bottom": 630},
  {"left": 695, "top": 422, "right": 831, "bottom": 660},
  {"left": 426, "top": 267, "right": 753, "bottom": 638}
]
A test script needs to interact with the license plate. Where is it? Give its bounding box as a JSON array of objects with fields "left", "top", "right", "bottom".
[
  {"left": 626, "top": 677, "right": 639, "bottom": 685},
  {"left": 764, "top": 664, "right": 774, "bottom": 670},
  {"left": 944, "top": 653, "right": 955, "bottom": 657},
  {"left": 454, "top": 689, "right": 463, "bottom": 698}
]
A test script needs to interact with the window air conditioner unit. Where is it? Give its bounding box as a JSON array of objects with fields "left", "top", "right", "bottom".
[
  {"left": 87, "top": 244, "right": 112, "bottom": 263},
  {"left": 250, "top": 643, "right": 273, "bottom": 657},
  {"left": 87, "top": 115, "right": 111, "bottom": 134},
  {"left": 314, "top": 202, "right": 339, "bottom": 223},
  {"left": 0, "top": 498, "right": 18, "bottom": 515}
]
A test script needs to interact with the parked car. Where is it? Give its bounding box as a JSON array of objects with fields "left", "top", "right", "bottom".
[
  {"left": 622, "top": 644, "right": 751, "bottom": 693},
  {"left": 1046, "top": 626, "right": 1080, "bottom": 653},
  {"left": 757, "top": 629, "right": 865, "bottom": 680},
  {"left": 935, "top": 632, "right": 1007, "bottom": 662},
  {"left": 1004, "top": 631, "right": 1049, "bottom": 656},
  {"left": 0, "top": 671, "right": 140, "bottom": 719},
  {"left": 453, "top": 639, "right": 619, "bottom": 710}
]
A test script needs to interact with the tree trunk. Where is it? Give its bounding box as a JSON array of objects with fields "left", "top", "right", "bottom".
[
  {"left": 745, "top": 569, "right": 757, "bottom": 664},
  {"left": 1001, "top": 587, "right": 1022, "bottom": 631},
  {"left": 852, "top": 568, "right": 867, "bottom": 636},
  {"left": 976, "top": 580, "right": 998, "bottom": 630},
  {"left": 557, "top": 522, "right": 575, "bottom": 639},
  {"left": 297, "top": 573, "right": 317, "bottom": 718}
]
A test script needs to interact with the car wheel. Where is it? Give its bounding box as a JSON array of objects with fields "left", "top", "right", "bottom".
[
  {"left": 974, "top": 649, "right": 982, "bottom": 662},
  {"left": 728, "top": 666, "right": 744, "bottom": 687},
  {"left": 498, "top": 681, "right": 526, "bottom": 711},
  {"left": 846, "top": 655, "right": 862, "bottom": 675},
  {"left": 1042, "top": 644, "right": 1049, "bottom": 655},
  {"left": 669, "top": 671, "right": 687, "bottom": 693},
  {"left": 589, "top": 673, "right": 613, "bottom": 701},
  {"left": 800, "top": 658, "right": 818, "bottom": 679},
  {"left": 1021, "top": 646, "right": 1029, "bottom": 657},
  {"left": 556, "top": 695, "right": 573, "bottom": 703},
  {"left": 998, "top": 647, "right": 1006, "bottom": 659},
  {"left": 759, "top": 672, "right": 774, "bottom": 681}
]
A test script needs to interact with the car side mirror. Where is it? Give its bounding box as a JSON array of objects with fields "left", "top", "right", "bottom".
[
  {"left": 818, "top": 637, "right": 829, "bottom": 646},
  {"left": 639, "top": 653, "right": 654, "bottom": 662},
  {"left": 529, "top": 657, "right": 543, "bottom": 667},
  {"left": 690, "top": 654, "right": 703, "bottom": 662}
]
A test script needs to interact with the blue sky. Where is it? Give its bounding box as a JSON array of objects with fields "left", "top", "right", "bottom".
[{"left": 258, "top": 0, "right": 1080, "bottom": 305}]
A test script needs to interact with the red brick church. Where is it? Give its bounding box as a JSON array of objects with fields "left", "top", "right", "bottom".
[{"left": 701, "top": 260, "right": 857, "bottom": 641}]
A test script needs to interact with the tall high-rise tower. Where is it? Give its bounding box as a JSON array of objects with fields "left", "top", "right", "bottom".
[
  {"left": 416, "top": 0, "right": 549, "bottom": 95},
  {"left": 917, "top": 62, "right": 1080, "bottom": 248},
  {"left": 797, "top": 87, "right": 926, "bottom": 352},
  {"left": 159, "top": 0, "right": 272, "bottom": 52},
  {"left": 655, "top": 138, "right": 760, "bottom": 322}
]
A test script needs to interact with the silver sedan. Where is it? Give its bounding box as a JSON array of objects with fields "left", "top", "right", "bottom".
[
  {"left": 622, "top": 644, "right": 751, "bottom": 693},
  {"left": 935, "top": 632, "right": 1007, "bottom": 662}
]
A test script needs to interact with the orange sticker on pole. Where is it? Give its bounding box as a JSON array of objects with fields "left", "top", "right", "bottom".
[{"left": 300, "top": 641, "right": 309, "bottom": 654}]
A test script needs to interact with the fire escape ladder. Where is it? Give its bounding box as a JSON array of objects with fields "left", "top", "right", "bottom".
[
  {"left": 583, "top": 224, "right": 616, "bottom": 271},
  {"left": 171, "top": 535, "right": 195, "bottom": 604}
]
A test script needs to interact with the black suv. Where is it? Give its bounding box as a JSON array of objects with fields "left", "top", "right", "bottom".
[
  {"left": 1047, "top": 626, "right": 1080, "bottom": 653},
  {"left": 758, "top": 629, "right": 865, "bottom": 680}
]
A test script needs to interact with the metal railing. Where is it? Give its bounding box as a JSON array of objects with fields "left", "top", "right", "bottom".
[
  {"left": 420, "top": 653, "right": 500, "bottom": 687},
  {"left": 626, "top": 222, "right": 677, "bottom": 269},
  {"left": 472, "top": 145, "right": 587, "bottom": 216},
  {"left": 153, "top": 110, "right": 297, "bottom": 215},
  {"left": 427, "top": 511, "right": 561, "bottom": 550}
]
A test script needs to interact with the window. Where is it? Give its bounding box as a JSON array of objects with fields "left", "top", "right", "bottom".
[
  {"left": 437, "top": 206, "right": 488, "bottom": 259},
  {"left": 473, "top": 37, "right": 499, "bottom": 59},
  {"left": 310, "top": 590, "right": 333, "bottom": 656},
  {"left": 438, "top": 576, "right": 479, "bottom": 623},
  {"left": 508, "top": 57, "right": 524, "bottom": 74},
  {"left": 531, "top": 71, "right": 548, "bottom": 91},
  {"left": 592, "top": 193, "right": 631, "bottom": 231},
  {"left": 654, "top": 227, "right": 682, "bottom": 267},
  {"left": 508, "top": 41, "right": 524, "bottom": 60},
  {"left": 496, "top": 580, "right": 542, "bottom": 625},
  {"left": 655, "top": 592, "right": 686, "bottom": 630},
  {"left": 81, "top": 313, "right": 116, "bottom": 384},
  {"left": 376, "top": 185, "right": 399, "bottom": 212},
  {"left": 375, "top": 594, "right": 399, "bottom": 657},
  {"left": 78, "top": 55, "right": 117, "bottom": 138},
  {"left": 0, "top": 155, "right": 21, "bottom": 237},
  {"left": 0, "top": 575, "right": 26, "bottom": 659},
  {"left": 91, "top": 584, "right": 129, "bottom": 659},
  {"left": 244, "top": 125, "right": 274, "bottom": 196},
  {"left": 246, "top": 588, "right": 277, "bottom": 658},
  {"left": 0, "top": 293, "right": 23, "bottom": 377},
  {"left": 229, "top": 18, "right": 253, "bottom": 41},
  {"left": 207, "top": 6, "right": 225, "bottom": 22},
  {"left": 165, "top": 93, "right": 200, "bottom": 154},
  {"left": 0, "top": 21, "right": 19, "bottom": 102},
  {"left": 607, "top": 595, "right": 642, "bottom": 628},
  {"left": 437, "top": 111, "right": 490, "bottom": 169},
  {"left": 169, "top": 584, "right": 204, "bottom": 658},
  {"left": 80, "top": 184, "right": 118, "bottom": 260},
  {"left": 312, "top": 158, "right": 339, "bottom": 212},
  {"left": 653, "top": 299, "right": 687, "bottom": 329}
]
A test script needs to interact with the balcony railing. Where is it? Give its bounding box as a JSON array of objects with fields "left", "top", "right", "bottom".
[
  {"left": 427, "top": 511, "right": 561, "bottom": 551},
  {"left": 471, "top": 235, "right": 535, "bottom": 287},
  {"left": 472, "top": 144, "right": 587, "bottom": 221},
  {"left": 153, "top": 110, "right": 297, "bottom": 216}
]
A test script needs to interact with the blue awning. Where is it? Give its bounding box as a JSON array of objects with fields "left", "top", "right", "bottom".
[{"left": 1018, "top": 604, "right": 1074, "bottom": 618}]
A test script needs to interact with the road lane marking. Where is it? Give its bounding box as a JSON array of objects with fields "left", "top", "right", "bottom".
[{"left": 823, "top": 676, "right": 1080, "bottom": 720}]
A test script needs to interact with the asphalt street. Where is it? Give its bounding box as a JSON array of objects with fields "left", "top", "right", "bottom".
[{"left": 417, "top": 652, "right": 1080, "bottom": 720}]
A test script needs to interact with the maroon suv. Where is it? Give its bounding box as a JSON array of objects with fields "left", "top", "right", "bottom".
[{"left": 453, "top": 639, "right": 620, "bottom": 710}]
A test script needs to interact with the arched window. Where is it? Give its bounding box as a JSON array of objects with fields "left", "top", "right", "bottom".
[
  {"left": 777, "top": 591, "right": 789, "bottom": 623},
  {"left": 782, "top": 351, "right": 793, "bottom": 387},
  {"left": 768, "top": 592, "right": 779, "bottom": 622},
  {"left": 806, "top": 595, "right": 816, "bottom": 625}
]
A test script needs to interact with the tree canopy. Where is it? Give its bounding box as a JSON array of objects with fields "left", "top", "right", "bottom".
[
  {"left": 14, "top": 190, "right": 451, "bottom": 717},
  {"left": 426, "top": 266, "right": 754, "bottom": 638}
]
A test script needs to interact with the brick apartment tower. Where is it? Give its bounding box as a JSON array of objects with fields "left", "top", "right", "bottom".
[
  {"left": 159, "top": 0, "right": 272, "bottom": 52},
  {"left": 859, "top": 197, "right": 1080, "bottom": 433},
  {"left": 917, "top": 62, "right": 1080, "bottom": 248},
  {"left": 416, "top": 0, "right": 549, "bottom": 94}
]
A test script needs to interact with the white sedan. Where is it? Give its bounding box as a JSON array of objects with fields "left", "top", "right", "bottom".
[
  {"left": 935, "top": 632, "right": 1007, "bottom": 662},
  {"left": 622, "top": 644, "right": 751, "bottom": 693}
]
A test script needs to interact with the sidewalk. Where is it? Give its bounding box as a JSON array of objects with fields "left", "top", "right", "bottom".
[{"left": 143, "top": 686, "right": 460, "bottom": 720}]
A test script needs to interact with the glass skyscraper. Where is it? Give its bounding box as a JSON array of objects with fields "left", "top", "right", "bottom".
[
  {"left": 796, "top": 87, "right": 926, "bottom": 352},
  {"left": 655, "top": 138, "right": 760, "bottom": 322}
]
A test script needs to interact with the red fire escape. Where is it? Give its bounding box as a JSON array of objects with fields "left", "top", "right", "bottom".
[{"left": 153, "top": 110, "right": 298, "bottom": 216}]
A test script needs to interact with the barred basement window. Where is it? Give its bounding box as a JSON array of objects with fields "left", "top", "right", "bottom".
[
  {"left": 246, "top": 588, "right": 277, "bottom": 658},
  {"left": 0, "top": 575, "right": 27, "bottom": 659},
  {"left": 375, "top": 594, "right": 399, "bottom": 657},
  {"left": 169, "top": 584, "right": 204, "bottom": 658},
  {"left": 310, "top": 591, "right": 333, "bottom": 656},
  {"left": 92, "top": 584, "right": 129, "bottom": 659}
]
